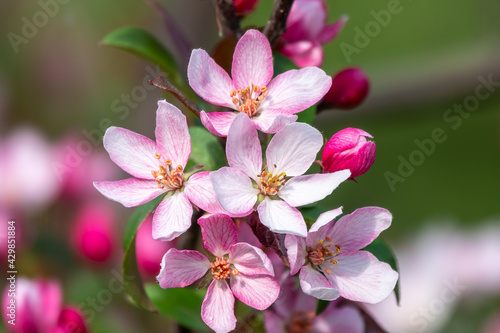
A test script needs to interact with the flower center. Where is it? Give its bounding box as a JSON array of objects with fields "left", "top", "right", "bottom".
[
  {"left": 230, "top": 84, "right": 268, "bottom": 117},
  {"left": 210, "top": 258, "right": 239, "bottom": 280},
  {"left": 151, "top": 153, "right": 184, "bottom": 190},
  {"left": 258, "top": 166, "right": 287, "bottom": 196},
  {"left": 287, "top": 311, "right": 315, "bottom": 333},
  {"left": 307, "top": 237, "right": 341, "bottom": 275}
]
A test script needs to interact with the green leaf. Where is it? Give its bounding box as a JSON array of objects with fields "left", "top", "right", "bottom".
[
  {"left": 100, "top": 26, "right": 182, "bottom": 86},
  {"left": 297, "top": 106, "right": 316, "bottom": 125},
  {"left": 121, "top": 196, "right": 163, "bottom": 312},
  {"left": 145, "top": 284, "right": 209, "bottom": 331},
  {"left": 187, "top": 126, "right": 227, "bottom": 171},
  {"left": 363, "top": 238, "right": 401, "bottom": 304},
  {"left": 316, "top": 299, "right": 330, "bottom": 315}
]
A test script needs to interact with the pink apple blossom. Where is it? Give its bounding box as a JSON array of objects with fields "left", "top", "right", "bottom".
[
  {"left": 264, "top": 275, "right": 364, "bottom": 333},
  {"left": 94, "top": 100, "right": 225, "bottom": 241},
  {"left": 280, "top": 0, "right": 347, "bottom": 68},
  {"left": 233, "top": 0, "right": 259, "bottom": 15},
  {"left": 188, "top": 29, "right": 332, "bottom": 137},
  {"left": 49, "top": 307, "right": 88, "bottom": 333},
  {"left": 285, "top": 207, "right": 398, "bottom": 303},
  {"left": 320, "top": 67, "right": 370, "bottom": 110},
  {"left": 210, "top": 113, "right": 350, "bottom": 237},
  {"left": 322, "top": 127, "right": 376, "bottom": 179},
  {"left": 157, "top": 214, "right": 280, "bottom": 333}
]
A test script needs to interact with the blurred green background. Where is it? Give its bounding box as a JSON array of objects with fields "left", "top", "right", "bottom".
[{"left": 0, "top": 0, "right": 499, "bottom": 332}]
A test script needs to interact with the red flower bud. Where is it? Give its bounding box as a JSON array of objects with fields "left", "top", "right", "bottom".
[
  {"left": 322, "top": 128, "right": 376, "bottom": 179},
  {"left": 233, "top": 0, "right": 259, "bottom": 15},
  {"left": 320, "top": 67, "right": 370, "bottom": 110}
]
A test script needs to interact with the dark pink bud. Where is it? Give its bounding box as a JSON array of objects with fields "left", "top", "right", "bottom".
[
  {"left": 322, "top": 128, "right": 376, "bottom": 179},
  {"left": 233, "top": 0, "right": 259, "bottom": 15},
  {"left": 321, "top": 67, "right": 370, "bottom": 110},
  {"left": 72, "top": 202, "right": 116, "bottom": 263},
  {"left": 52, "top": 307, "right": 88, "bottom": 333}
]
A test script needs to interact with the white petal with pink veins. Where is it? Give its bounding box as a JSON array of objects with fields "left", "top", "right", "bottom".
[
  {"left": 230, "top": 273, "right": 280, "bottom": 310},
  {"left": 152, "top": 191, "right": 193, "bottom": 241},
  {"left": 229, "top": 243, "right": 274, "bottom": 276},
  {"left": 307, "top": 207, "right": 343, "bottom": 247},
  {"left": 299, "top": 264, "right": 340, "bottom": 301},
  {"left": 285, "top": 234, "right": 307, "bottom": 275},
  {"left": 202, "top": 280, "right": 236, "bottom": 333},
  {"left": 157, "top": 249, "right": 210, "bottom": 288},
  {"left": 257, "top": 197, "right": 307, "bottom": 237},
  {"left": 93, "top": 178, "right": 165, "bottom": 208},
  {"left": 184, "top": 171, "right": 227, "bottom": 214},
  {"left": 266, "top": 123, "right": 323, "bottom": 176},
  {"left": 155, "top": 101, "right": 191, "bottom": 168},
  {"left": 200, "top": 111, "right": 237, "bottom": 137},
  {"left": 252, "top": 112, "right": 297, "bottom": 134},
  {"left": 198, "top": 214, "right": 237, "bottom": 258}
]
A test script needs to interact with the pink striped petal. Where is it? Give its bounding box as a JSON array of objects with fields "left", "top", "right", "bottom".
[
  {"left": 299, "top": 265, "right": 340, "bottom": 301},
  {"left": 198, "top": 214, "right": 237, "bottom": 258},
  {"left": 257, "top": 197, "right": 307, "bottom": 237},
  {"left": 226, "top": 113, "right": 262, "bottom": 179},
  {"left": 315, "top": 305, "right": 364, "bottom": 333},
  {"left": 103, "top": 127, "right": 158, "bottom": 179},
  {"left": 265, "top": 67, "right": 331, "bottom": 115},
  {"left": 157, "top": 249, "right": 210, "bottom": 288},
  {"left": 323, "top": 251, "right": 399, "bottom": 303},
  {"left": 266, "top": 123, "right": 323, "bottom": 176},
  {"left": 155, "top": 100, "right": 191, "bottom": 168},
  {"left": 280, "top": 41, "right": 324, "bottom": 68},
  {"left": 200, "top": 111, "right": 237, "bottom": 137},
  {"left": 210, "top": 167, "right": 258, "bottom": 217},
  {"left": 232, "top": 30, "right": 273, "bottom": 90},
  {"left": 307, "top": 207, "right": 343, "bottom": 247},
  {"left": 252, "top": 112, "right": 298, "bottom": 134},
  {"left": 152, "top": 192, "right": 193, "bottom": 241},
  {"left": 230, "top": 273, "right": 280, "bottom": 310},
  {"left": 317, "top": 16, "right": 348, "bottom": 44},
  {"left": 188, "top": 49, "right": 234, "bottom": 109},
  {"left": 93, "top": 178, "right": 164, "bottom": 207},
  {"left": 328, "top": 207, "right": 392, "bottom": 254},
  {"left": 284, "top": 235, "right": 306, "bottom": 275},
  {"left": 184, "top": 171, "right": 227, "bottom": 214},
  {"left": 278, "top": 170, "right": 350, "bottom": 207},
  {"left": 202, "top": 280, "right": 236, "bottom": 333},
  {"left": 229, "top": 243, "right": 274, "bottom": 276}
]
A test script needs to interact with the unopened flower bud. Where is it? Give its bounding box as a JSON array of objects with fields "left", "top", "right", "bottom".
[
  {"left": 233, "top": 0, "right": 259, "bottom": 15},
  {"left": 320, "top": 67, "right": 370, "bottom": 110},
  {"left": 322, "top": 128, "right": 376, "bottom": 179}
]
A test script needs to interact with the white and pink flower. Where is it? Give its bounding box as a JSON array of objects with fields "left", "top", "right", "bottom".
[
  {"left": 210, "top": 113, "right": 350, "bottom": 237},
  {"left": 187, "top": 29, "right": 332, "bottom": 136},
  {"left": 285, "top": 207, "right": 398, "bottom": 303},
  {"left": 157, "top": 214, "right": 280, "bottom": 333},
  {"left": 94, "top": 100, "right": 225, "bottom": 241}
]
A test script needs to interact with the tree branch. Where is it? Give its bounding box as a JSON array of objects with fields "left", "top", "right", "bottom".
[
  {"left": 215, "top": 0, "right": 244, "bottom": 40},
  {"left": 149, "top": 76, "right": 201, "bottom": 117},
  {"left": 263, "top": 0, "right": 295, "bottom": 46}
]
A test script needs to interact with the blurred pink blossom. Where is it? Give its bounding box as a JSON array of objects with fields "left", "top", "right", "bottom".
[
  {"left": 320, "top": 67, "right": 370, "bottom": 110},
  {"left": 280, "top": 0, "right": 347, "bottom": 67},
  {"left": 233, "top": 0, "right": 259, "bottom": 15}
]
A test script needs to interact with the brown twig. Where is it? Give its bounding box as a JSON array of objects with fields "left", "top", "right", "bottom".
[
  {"left": 149, "top": 76, "right": 201, "bottom": 117},
  {"left": 215, "top": 0, "right": 244, "bottom": 40},
  {"left": 263, "top": 0, "right": 295, "bottom": 46}
]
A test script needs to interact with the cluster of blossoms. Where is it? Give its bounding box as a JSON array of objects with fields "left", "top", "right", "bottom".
[{"left": 95, "top": 29, "right": 396, "bottom": 332}]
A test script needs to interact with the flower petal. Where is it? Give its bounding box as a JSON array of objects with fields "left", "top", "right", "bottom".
[
  {"left": 155, "top": 100, "right": 191, "bottom": 168},
  {"left": 263, "top": 311, "right": 285, "bottom": 333},
  {"left": 184, "top": 171, "right": 227, "bottom": 214},
  {"left": 226, "top": 113, "right": 262, "bottom": 179},
  {"left": 284, "top": 234, "right": 306, "bottom": 275},
  {"left": 152, "top": 192, "right": 193, "bottom": 241},
  {"left": 278, "top": 171, "right": 350, "bottom": 207},
  {"left": 103, "top": 126, "right": 158, "bottom": 179},
  {"left": 230, "top": 273, "right": 280, "bottom": 310},
  {"left": 264, "top": 67, "right": 331, "bottom": 115},
  {"left": 229, "top": 243, "right": 274, "bottom": 276},
  {"left": 315, "top": 305, "right": 364, "bottom": 333},
  {"left": 257, "top": 197, "right": 307, "bottom": 237},
  {"left": 280, "top": 41, "right": 324, "bottom": 68},
  {"left": 157, "top": 249, "right": 210, "bottom": 288},
  {"left": 210, "top": 167, "right": 258, "bottom": 217},
  {"left": 187, "top": 49, "right": 234, "bottom": 108},
  {"left": 317, "top": 15, "right": 348, "bottom": 45},
  {"left": 202, "top": 280, "right": 236, "bottom": 333},
  {"left": 329, "top": 207, "right": 392, "bottom": 254},
  {"left": 93, "top": 179, "right": 164, "bottom": 208},
  {"left": 299, "top": 264, "right": 340, "bottom": 301},
  {"left": 200, "top": 111, "right": 237, "bottom": 137},
  {"left": 266, "top": 122, "right": 323, "bottom": 176},
  {"left": 198, "top": 214, "right": 237, "bottom": 258},
  {"left": 252, "top": 112, "right": 298, "bottom": 134},
  {"left": 323, "top": 251, "right": 399, "bottom": 303},
  {"left": 307, "top": 207, "right": 343, "bottom": 247},
  {"left": 232, "top": 30, "right": 273, "bottom": 89}
]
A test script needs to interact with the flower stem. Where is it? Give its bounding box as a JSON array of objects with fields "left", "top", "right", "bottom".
[
  {"left": 263, "top": 0, "right": 295, "bottom": 46},
  {"left": 215, "top": 0, "right": 244, "bottom": 40},
  {"left": 149, "top": 76, "right": 201, "bottom": 118}
]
